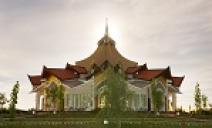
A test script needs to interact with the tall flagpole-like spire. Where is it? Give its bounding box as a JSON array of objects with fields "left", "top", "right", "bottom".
[{"left": 105, "top": 18, "right": 108, "bottom": 36}]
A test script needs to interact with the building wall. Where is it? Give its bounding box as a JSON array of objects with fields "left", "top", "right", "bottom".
[{"left": 34, "top": 76, "right": 178, "bottom": 112}]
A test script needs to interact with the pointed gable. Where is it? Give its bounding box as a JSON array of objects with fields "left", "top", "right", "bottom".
[
  {"left": 42, "top": 66, "right": 78, "bottom": 81},
  {"left": 28, "top": 75, "right": 42, "bottom": 86},
  {"left": 137, "top": 69, "right": 164, "bottom": 81},
  {"left": 126, "top": 64, "right": 148, "bottom": 74},
  {"left": 136, "top": 67, "right": 171, "bottom": 81},
  {"left": 172, "top": 76, "right": 184, "bottom": 87},
  {"left": 66, "top": 63, "right": 87, "bottom": 74}
]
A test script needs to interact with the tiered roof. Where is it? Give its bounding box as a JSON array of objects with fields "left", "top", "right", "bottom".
[
  {"left": 65, "top": 63, "right": 87, "bottom": 74},
  {"left": 28, "top": 64, "right": 87, "bottom": 87},
  {"left": 76, "top": 23, "right": 137, "bottom": 71},
  {"left": 28, "top": 75, "right": 42, "bottom": 86},
  {"left": 125, "top": 64, "right": 148, "bottom": 74},
  {"left": 42, "top": 66, "right": 78, "bottom": 80},
  {"left": 172, "top": 76, "right": 185, "bottom": 87},
  {"left": 136, "top": 67, "right": 172, "bottom": 80},
  {"left": 28, "top": 23, "right": 184, "bottom": 89},
  {"left": 126, "top": 64, "right": 184, "bottom": 87},
  {"left": 76, "top": 35, "right": 138, "bottom": 71}
]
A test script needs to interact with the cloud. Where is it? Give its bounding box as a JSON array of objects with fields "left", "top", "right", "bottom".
[{"left": 0, "top": 0, "right": 211, "bottom": 109}]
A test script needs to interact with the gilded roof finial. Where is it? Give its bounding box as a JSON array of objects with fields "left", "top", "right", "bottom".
[{"left": 105, "top": 18, "right": 108, "bottom": 36}]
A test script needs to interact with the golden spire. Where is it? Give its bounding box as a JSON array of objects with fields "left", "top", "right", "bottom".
[{"left": 105, "top": 18, "right": 108, "bottom": 36}]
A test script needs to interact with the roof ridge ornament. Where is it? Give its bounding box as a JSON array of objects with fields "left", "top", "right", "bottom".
[{"left": 104, "top": 18, "right": 109, "bottom": 37}]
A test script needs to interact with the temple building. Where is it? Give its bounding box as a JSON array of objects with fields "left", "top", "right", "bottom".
[{"left": 28, "top": 22, "right": 184, "bottom": 112}]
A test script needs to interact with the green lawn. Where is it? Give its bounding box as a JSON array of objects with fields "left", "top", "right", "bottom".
[
  {"left": 1, "top": 117, "right": 212, "bottom": 128},
  {"left": 0, "top": 112, "right": 212, "bottom": 128}
]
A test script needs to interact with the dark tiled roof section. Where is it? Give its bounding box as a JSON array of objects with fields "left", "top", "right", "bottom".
[
  {"left": 46, "top": 68, "right": 78, "bottom": 80},
  {"left": 136, "top": 67, "right": 170, "bottom": 80},
  {"left": 136, "top": 67, "right": 172, "bottom": 81},
  {"left": 136, "top": 69, "right": 164, "bottom": 81},
  {"left": 66, "top": 64, "right": 88, "bottom": 74},
  {"left": 28, "top": 75, "right": 42, "bottom": 86},
  {"left": 125, "top": 67, "right": 138, "bottom": 74},
  {"left": 172, "top": 76, "right": 184, "bottom": 87},
  {"left": 126, "top": 64, "right": 148, "bottom": 74},
  {"left": 62, "top": 80, "right": 84, "bottom": 88}
]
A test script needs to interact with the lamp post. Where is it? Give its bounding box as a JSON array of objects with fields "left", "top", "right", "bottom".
[
  {"left": 53, "top": 110, "right": 57, "bottom": 115},
  {"left": 32, "top": 110, "right": 36, "bottom": 115},
  {"left": 104, "top": 119, "right": 109, "bottom": 125}
]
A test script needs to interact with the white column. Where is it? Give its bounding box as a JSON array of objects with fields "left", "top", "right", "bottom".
[
  {"left": 165, "top": 87, "right": 169, "bottom": 112},
  {"left": 135, "top": 94, "right": 138, "bottom": 110},
  {"left": 72, "top": 94, "right": 74, "bottom": 108},
  {"left": 44, "top": 90, "right": 47, "bottom": 111},
  {"left": 79, "top": 94, "right": 81, "bottom": 108},
  {"left": 73, "top": 94, "right": 76, "bottom": 109},
  {"left": 64, "top": 93, "right": 67, "bottom": 110},
  {"left": 82, "top": 94, "right": 84, "bottom": 108},
  {"left": 70, "top": 94, "right": 72, "bottom": 107},
  {"left": 79, "top": 94, "right": 82, "bottom": 108},
  {"left": 83, "top": 94, "right": 85, "bottom": 108},
  {"left": 132, "top": 95, "right": 135, "bottom": 110},
  {"left": 139, "top": 93, "right": 141, "bottom": 110},
  {"left": 87, "top": 93, "right": 91, "bottom": 109},
  {"left": 78, "top": 94, "right": 80, "bottom": 108},
  {"left": 92, "top": 80, "right": 95, "bottom": 110},
  {"left": 76, "top": 94, "right": 79, "bottom": 108},
  {"left": 172, "top": 93, "right": 177, "bottom": 111},
  {"left": 35, "top": 92, "right": 40, "bottom": 111}
]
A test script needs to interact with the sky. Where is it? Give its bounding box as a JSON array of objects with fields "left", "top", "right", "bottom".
[{"left": 0, "top": 0, "right": 211, "bottom": 110}]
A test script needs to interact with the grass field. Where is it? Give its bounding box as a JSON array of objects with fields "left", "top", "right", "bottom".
[{"left": 0, "top": 111, "right": 212, "bottom": 128}]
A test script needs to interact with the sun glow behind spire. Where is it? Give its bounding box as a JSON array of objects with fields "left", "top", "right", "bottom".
[{"left": 93, "top": 18, "right": 122, "bottom": 44}]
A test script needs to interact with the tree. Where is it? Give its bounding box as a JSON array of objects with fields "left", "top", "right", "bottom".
[
  {"left": 45, "top": 85, "right": 58, "bottom": 111},
  {"left": 97, "top": 66, "right": 130, "bottom": 116},
  {"left": 0, "top": 93, "right": 7, "bottom": 109},
  {"left": 202, "top": 94, "right": 208, "bottom": 109},
  {"left": 9, "top": 81, "right": 20, "bottom": 119},
  {"left": 151, "top": 78, "right": 164, "bottom": 113},
  {"left": 57, "top": 85, "right": 64, "bottom": 111},
  {"left": 45, "top": 84, "right": 65, "bottom": 111},
  {"left": 96, "top": 66, "right": 130, "bottom": 128},
  {"left": 194, "top": 83, "right": 202, "bottom": 111}
]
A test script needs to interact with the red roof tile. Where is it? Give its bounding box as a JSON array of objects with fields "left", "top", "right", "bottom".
[
  {"left": 44, "top": 68, "right": 78, "bottom": 80},
  {"left": 126, "top": 64, "right": 148, "bottom": 74},
  {"left": 28, "top": 65, "right": 82, "bottom": 86},
  {"left": 137, "top": 69, "right": 164, "bottom": 81},
  {"left": 28, "top": 75, "right": 42, "bottom": 86},
  {"left": 172, "top": 76, "right": 184, "bottom": 87},
  {"left": 66, "top": 64, "right": 87, "bottom": 74},
  {"left": 136, "top": 67, "right": 171, "bottom": 81},
  {"left": 126, "top": 67, "right": 139, "bottom": 74},
  {"left": 28, "top": 69, "right": 78, "bottom": 86}
]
